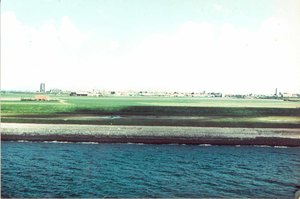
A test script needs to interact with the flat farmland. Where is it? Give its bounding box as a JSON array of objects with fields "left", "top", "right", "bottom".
[
  {"left": 1, "top": 93, "right": 300, "bottom": 128},
  {"left": 61, "top": 95, "right": 300, "bottom": 108}
]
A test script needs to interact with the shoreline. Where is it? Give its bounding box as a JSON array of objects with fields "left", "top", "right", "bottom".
[{"left": 1, "top": 123, "right": 300, "bottom": 146}]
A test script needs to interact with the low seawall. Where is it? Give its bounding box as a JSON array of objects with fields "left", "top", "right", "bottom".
[{"left": 1, "top": 123, "right": 300, "bottom": 146}]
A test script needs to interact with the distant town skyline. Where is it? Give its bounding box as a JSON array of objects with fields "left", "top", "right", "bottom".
[
  {"left": 2, "top": 0, "right": 300, "bottom": 94},
  {"left": 2, "top": 83, "right": 296, "bottom": 96}
]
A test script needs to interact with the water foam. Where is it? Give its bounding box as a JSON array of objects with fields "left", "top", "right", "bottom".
[
  {"left": 77, "top": 142, "right": 99, "bottom": 144},
  {"left": 199, "top": 144, "right": 212, "bottom": 146},
  {"left": 43, "top": 141, "right": 73, "bottom": 144}
]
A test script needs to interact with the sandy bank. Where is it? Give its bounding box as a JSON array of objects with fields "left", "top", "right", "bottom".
[{"left": 1, "top": 123, "right": 300, "bottom": 146}]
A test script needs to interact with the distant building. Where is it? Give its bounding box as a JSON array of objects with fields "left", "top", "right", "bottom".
[
  {"left": 35, "top": 95, "right": 50, "bottom": 101},
  {"left": 50, "top": 89, "right": 61, "bottom": 94},
  {"left": 69, "top": 92, "right": 99, "bottom": 97},
  {"left": 281, "top": 93, "right": 297, "bottom": 98},
  {"left": 40, "top": 83, "right": 45, "bottom": 93},
  {"left": 76, "top": 92, "right": 89, "bottom": 96},
  {"left": 275, "top": 88, "right": 277, "bottom": 96},
  {"left": 214, "top": 93, "right": 222, "bottom": 97},
  {"left": 141, "top": 93, "right": 153, "bottom": 97}
]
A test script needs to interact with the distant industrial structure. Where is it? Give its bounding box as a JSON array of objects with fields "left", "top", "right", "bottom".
[{"left": 40, "top": 83, "right": 45, "bottom": 93}]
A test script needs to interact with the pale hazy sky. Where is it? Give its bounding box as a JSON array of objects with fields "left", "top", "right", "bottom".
[{"left": 2, "top": 0, "right": 300, "bottom": 94}]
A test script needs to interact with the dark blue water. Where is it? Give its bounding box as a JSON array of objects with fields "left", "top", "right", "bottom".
[{"left": 2, "top": 141, "right": 300, "bottom": 198}]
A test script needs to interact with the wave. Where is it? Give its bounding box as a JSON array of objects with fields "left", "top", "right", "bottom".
[
  {"left": 253, "top": 145, "right": 292, "bottom": 148},
  {"left": 199, "top": 144, "right": 212, "bottom": 146},
  {"left": 125, "top": 142, "right": 145, "bottom": 145},
  {"left": 77, "top": 142, "right": 98, "bottom": 144},
  {"left": 274, "top": 146, "right": 288, "bottom": 148},
  {"left": 253, "top": 145, "right": 272, "bottom": 148},
  {"left": 43, "top": 141, "right": 73, "bottom": 144},
  {"left": 15, "top": 140, "right": 98, "bottom": 144}
]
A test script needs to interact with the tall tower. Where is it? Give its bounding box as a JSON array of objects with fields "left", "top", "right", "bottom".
[
  {"left": 275, "top": 88, "right": 277, "bottom": 96},
  {"left": 40, "top": 83, "right": 45, "bottom": 93}
]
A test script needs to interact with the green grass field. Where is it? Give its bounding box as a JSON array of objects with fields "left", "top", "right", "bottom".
[{"left": 1, "top": 93, "right": 300, "bottom": 127}]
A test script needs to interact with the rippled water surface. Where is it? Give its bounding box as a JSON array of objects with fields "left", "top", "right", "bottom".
[{"left": 2, "top": 141, "right": 300, "bottom": 198}]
